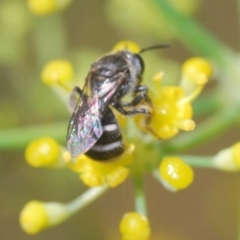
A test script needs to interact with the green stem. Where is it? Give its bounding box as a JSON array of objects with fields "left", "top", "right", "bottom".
[
  {"left": 66, "top": 185, "right": 109, "bottom": 215},
  {"left": 179, "top": 155, "right": 215, "bottom": 168},
  {"left": 153, "top": 0, "right": 236, "bottom": 67},
  {"left": 33, "top": 14, "right": 68, "bottom": 66},
  {"left": 133, "top": 176, "right": 147, "bottom": 216},
  {"left": 162, "top": 105, "right": 240, "bottom": 153},
  {"left": 0, "top": 122, "right": 67, "bottom": 150},
  {"left": 192, "top": 90, "right": 221, "bottom": 117}
]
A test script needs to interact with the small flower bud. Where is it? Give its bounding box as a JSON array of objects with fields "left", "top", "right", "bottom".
[
  {"left": 182, "top": 57, "right": 212, "bottom": 85},
  {"left": 41, "top": 60, "right": 74, "bottom": 86},
  {"left": 180, "top": 57, "right": 212, "bottom": 96},
  {"left": 20, "top": 201, "right": 70, "bottom": 234},
  {"left": 213, "top": 142, "right": 240, "bottom": 171},
  {"left": 159, "top": 157, "right": 194, "bottom": 191},
  {"left": 119, "top": 212, "right": 151, "bottom": 240},
  {"left": 25, "top": 137, "right": 61, "bottom": 167}
]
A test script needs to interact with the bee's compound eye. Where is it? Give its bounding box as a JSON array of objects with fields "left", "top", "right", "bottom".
[{"left": 133, "top": 54, "right": 144, "bottom": 74}]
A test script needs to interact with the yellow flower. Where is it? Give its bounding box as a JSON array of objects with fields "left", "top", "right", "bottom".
[
  {"left": 27, "top": 0, "right": 73, "bottom": 15},
  {"left": 20, "top": 201, "right": 70, "bottom": 234},
  {"left": 135, "top": 57, "right": 212, "bottom": 139},
  {"left": 119, "top": 212, "right": 151, "bottom": 240},
  {"left": 159, "top": 156, "right": 194, "bottom": 191},
  {"left": 135, "top": 82, "right": 195, "bottom": 139},
  {"left": 65, "top": 144, "right": 135, "bottom": 188}
]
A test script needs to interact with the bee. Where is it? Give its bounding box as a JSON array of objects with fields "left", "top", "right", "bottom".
[{"left": 67, "top": 44, "right": 170, "bottom": 161}]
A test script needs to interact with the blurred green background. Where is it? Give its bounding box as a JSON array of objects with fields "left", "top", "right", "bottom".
[{"left": 0, "top": 0, "right": 240, "bottom": 239}]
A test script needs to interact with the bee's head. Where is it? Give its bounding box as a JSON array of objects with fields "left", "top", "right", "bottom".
[{"left": 91, "top": 51, "right": 143, "bottom": 79}]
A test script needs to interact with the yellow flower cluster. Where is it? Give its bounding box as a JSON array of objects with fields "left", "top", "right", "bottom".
[
  {"left": 21, "top": 41, "right": 213, "bottom": 238},
  {"left": 135, "top": 57, "right": 212, "bottom": 139},
  {"left": 65, "top": 144, "right": 135, "bottom": 188}
]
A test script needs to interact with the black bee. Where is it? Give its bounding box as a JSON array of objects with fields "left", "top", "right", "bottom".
[{"left": 67, "top": 44, "right": 170, "bottom": 161}]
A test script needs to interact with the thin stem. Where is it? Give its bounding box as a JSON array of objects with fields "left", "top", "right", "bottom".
[
  {"left": 162, "top": 105, "right": 240, "bottom": 153},
  {"left": 152, "top": 169, "right": 161, "bottom": 182},
  {"left": 0, "top": 122, "right": 67, "bottom": 150},
  {"left": 33, "top": 14, "right": 68, "bottom": 66},
  {"left": 66, "top": 185, "right": 109, "bottom": 215},
  {"left": 179, "top": 155, "right": 215, "bottom": 168},
  {"left": 192, "top": 90, "right": 221, "bottom": 117},
  {"left": 133, "top": 176, "right": 147, "bottom": 216},
  {"left": 153, "top": 0, "right": 235, "bottom": 67}
]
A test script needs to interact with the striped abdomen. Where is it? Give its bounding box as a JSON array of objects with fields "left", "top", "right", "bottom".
[{"left": 85, "top": 107, "right": 124, "bottom": 161}]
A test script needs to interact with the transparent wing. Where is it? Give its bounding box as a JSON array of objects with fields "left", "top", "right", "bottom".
[
  {"left": 67, "top": 70, "right": 127, "bottom": 158},
  {"left": 67, "top": 95, "right": 103, "bottom": 157}
]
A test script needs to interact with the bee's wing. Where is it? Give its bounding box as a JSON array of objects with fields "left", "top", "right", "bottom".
[
  {"left": 67, "top": 70, "right": 128, "bottom": 158},
  {"left": 67, "top": 95, "right": 103, "bottom": 158}
]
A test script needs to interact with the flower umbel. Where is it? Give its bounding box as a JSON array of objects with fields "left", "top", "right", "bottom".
[{"left": 21, "top": 41, "right": 213, "bottom": 239}]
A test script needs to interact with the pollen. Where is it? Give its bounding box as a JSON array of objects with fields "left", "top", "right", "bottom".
[
  {"left": 41, "top": 60, "right": 74, "bottom": 87},
  {"left": 112, "top": 41, "right": 141, "bottom": 53},
  {"left": 159, "top": 157, "right": 194, "bottom": 191}
]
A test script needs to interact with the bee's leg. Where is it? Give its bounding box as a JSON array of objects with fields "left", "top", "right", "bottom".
[
  {"left": 68, "top": 86, "right": 83, "bottom": 113},
  {"left": 121, "top": 85, "right": 152, "bottom": 107},
  {"left": 112, "top": 101, "right": 151, "bottom": 116}
]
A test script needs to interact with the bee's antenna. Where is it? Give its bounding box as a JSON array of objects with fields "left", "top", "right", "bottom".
[{"left": 139, "top": 44, "right": 172, "bottom": 54}]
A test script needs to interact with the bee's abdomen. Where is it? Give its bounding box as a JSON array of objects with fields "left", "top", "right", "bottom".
[{"left": 85, "top": 108, "right": 124, "bottom": 161}]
